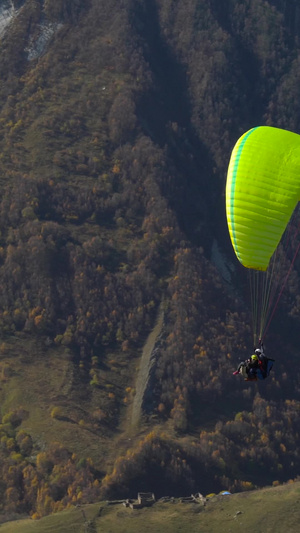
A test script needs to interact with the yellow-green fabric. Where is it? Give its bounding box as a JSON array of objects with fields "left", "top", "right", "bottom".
[{"left": 226, "top": 126, "right": 300, "bottom": 271}]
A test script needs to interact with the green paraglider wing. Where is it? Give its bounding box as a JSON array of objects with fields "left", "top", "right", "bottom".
[{"left": 226, "top": 126, "right": 300, "bottom": 271}]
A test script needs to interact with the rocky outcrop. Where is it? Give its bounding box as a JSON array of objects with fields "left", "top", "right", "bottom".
[{"left": 0, "top": 0, "right": 16, "bottom": 38}]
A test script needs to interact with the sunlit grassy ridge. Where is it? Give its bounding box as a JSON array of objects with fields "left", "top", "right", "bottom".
[{"left": 1, "top": 481, "right": 300, "bottom": 533}]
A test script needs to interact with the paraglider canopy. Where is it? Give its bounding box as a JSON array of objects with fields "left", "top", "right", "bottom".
[
  {"left": 226, "top": 126, "right": 300, "bottom": 271},
  {"left": 226, "top": 126, "right": 300, "bottom": 342}
]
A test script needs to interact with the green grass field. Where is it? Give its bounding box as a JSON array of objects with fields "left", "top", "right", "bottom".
[{"left": 1, "top": 481, "right": 300, "bottom": 533}]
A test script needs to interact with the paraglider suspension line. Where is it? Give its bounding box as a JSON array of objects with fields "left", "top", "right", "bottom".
[{"left": 262, "top": 238, "right": 300, "bottom": 341}]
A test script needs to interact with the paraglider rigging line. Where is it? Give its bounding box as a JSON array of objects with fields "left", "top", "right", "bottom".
[
  {"left": 249, "top": 213, "right": 300, "bottom": 343},
  {"left": 262, "top": 236, "right": 300, "bottom": 341}
]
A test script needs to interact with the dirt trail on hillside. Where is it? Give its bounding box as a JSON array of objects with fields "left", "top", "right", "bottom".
[{"left": 130, "top": 301, "right": 164, "bottom": 428}]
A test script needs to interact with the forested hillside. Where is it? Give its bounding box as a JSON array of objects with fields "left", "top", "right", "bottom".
[{"left": 1, "top": 0, "right": 300, "bottom": 522}]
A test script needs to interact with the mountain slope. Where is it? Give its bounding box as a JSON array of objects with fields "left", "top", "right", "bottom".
[{"left": 0, "top": 0, "right": 300, "bottom": 521}]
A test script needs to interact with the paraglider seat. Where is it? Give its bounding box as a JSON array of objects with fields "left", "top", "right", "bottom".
[{"left": 256, "top": 358, "right": 274, "bottom": 380}]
